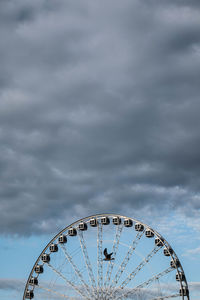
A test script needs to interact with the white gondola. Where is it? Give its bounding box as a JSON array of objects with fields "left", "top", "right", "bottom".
[
  {"left": 68, "top": 228, "right": 77, "bottom": 236},
  {"left": 176, "top": 272, "right": 185, "bottom": 281},
  {"left": 155, "top": 237, "right": 164, "bottom": 246},
  {"left": 180, "top": 287, "right": 189, "bottom": 296},
  {"left": 101, "top": 216, "right": 110, "bottom": 225},
  {"left": 34, "top": 265, "right": 43, "bottom": 274},
  {"left": 135, "top": 223, "right": 144, "bottom": 231},
  {"left": 124, "top": 218, "right": 133, "bottom": 227},
  {"left": 78, "top": 222, "right": 87, "bottom": 231},
  {"left": 113, "top": 216, "right": 121, "bottom": 225},
  {"left": 145, "top": 228, "right": 154, "bottom": 237},
  {"left": 49, "top": 244, "right": 58, "bottom": 252},
  {"left": 29, "top": 277, "right": 38, "bottom": 286},
  {"left": 25, "top": 290, "right": 34, "bottom": 299},
  {"left": 90, "top": 218, "right": 97, "bottom": 227},
  {"left": 170, "top": 258, "right": 180, "bottom": 268},
  {"left": 163, "top": 247, "right": 173, "bottom": 256},
  {"left": 41, "top": 253, "right": 50, "bottom": 263},
  {"left": 58, "top": 234, "right": 67, "bottom": 244}
]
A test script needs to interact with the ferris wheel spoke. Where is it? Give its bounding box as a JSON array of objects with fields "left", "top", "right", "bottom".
[
  {"left": 104, "top": 224, "right": 123, "bottom": 289},
  {"left": 47, "top": 262, "right": 90, "bottom": 300},
  {"left": 97, "top": 220, "right": 103, "bottom": 298},
  {"left": 149, "top": 293, "right": 180, "bottom": 300},
  {"left": 116, "top": 266, "right": 174, "bottom": 300},
  {"left": 36, "top": 284, "right": 76, "bottom": 299},
  {"left": 78, "top": 230, "right": 97, "bottom": 294},
  {"left": 60, "top": 244, "right": 93, "bottom": 298},
  {"left": 136, "top": 266, "right": 173, "bottom": 290},
  {"left": 120, "top": 245, "right": 162, "bottom": 289},
  {"left": 110, "top": 230, "right": 144, "bottom": 289}
]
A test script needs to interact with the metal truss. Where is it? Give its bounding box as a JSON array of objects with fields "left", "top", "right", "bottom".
[
  {"left": 78, "top": 231, "right": 97, "bottom": 293},
  {"left": 60, "top": 244, "right": 94, "bottom": 298},
  {"left": 120, "top": 245, "right": 162, "bottom": 289},
  {"left": 110, "top": 230, "right": 144, "bottom": 289},
  {"left": 117, "top": 266, "right": 173, "bottom": 300},
  {"left": 97, "top": 221, "right": 103, "bottom": 299},
  {"left": 47, "top": 262, "right": 89, "bottom": 300},
  {"left": 37, "top": 285, "right": 76, "bottom": 299},
  {"left": 104, "top": 224, "right": 123, "bottom": 288},
  {"left": 150, "top": 294, "right": 180, "bottom": 300}
]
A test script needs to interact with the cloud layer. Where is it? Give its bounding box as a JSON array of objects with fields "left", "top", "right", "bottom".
[{"left": 0, "top": 0, "right": 200, "bottom": 235}]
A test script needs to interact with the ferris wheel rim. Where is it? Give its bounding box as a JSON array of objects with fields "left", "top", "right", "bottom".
[{"left": 23, "top": 213, "right": 190, "bottom": 300}]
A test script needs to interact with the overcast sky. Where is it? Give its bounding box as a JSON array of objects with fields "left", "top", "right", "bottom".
[
  {"left": 0, "top": 0, "right": 200, "bottom": 298},
  {"left": 0, "top": 0, "right": 200, "bottom": 235}
]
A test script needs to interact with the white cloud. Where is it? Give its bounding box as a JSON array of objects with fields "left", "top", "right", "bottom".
[{"left": 183, "top": 246, "right": 200, "bottom": 257}]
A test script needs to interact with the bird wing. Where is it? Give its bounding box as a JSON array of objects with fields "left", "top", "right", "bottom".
[{"left": 104, "top": 248, "right": 108, "bottom": 257}]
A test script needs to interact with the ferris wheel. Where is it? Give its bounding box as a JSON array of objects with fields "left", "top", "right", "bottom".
[{"left": 23, "top": 213, "right": 189, "bottom": 300}]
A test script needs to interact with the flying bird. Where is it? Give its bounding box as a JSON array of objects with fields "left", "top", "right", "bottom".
[{"left": 103, "top": 248, "right": 114, "bottom": 261}]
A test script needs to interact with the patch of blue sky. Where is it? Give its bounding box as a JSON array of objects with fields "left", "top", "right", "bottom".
[{"left": 0, "top": 234, "right": 52, "bottom": 279}]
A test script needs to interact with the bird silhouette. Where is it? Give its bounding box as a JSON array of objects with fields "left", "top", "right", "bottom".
[{"left": 103, "top": 248, "right": 114, "bottom": 261}]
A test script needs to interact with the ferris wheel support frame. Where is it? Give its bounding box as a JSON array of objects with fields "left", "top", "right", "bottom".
[{"left": 23, "top": 213, "right": 189, "bottom": 300}]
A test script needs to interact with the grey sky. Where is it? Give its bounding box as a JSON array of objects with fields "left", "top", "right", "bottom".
[{"left": 0, "top": 0, "right": 200, "bottom": 235}]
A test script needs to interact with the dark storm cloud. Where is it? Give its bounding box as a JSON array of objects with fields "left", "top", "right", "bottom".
[{"left": 0, "top": 0, "right": 200, "bottom": 235}]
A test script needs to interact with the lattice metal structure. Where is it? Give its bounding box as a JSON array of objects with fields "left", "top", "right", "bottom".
[{"left": 23, "top": 213, "right": 189, "bottom": 300}]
